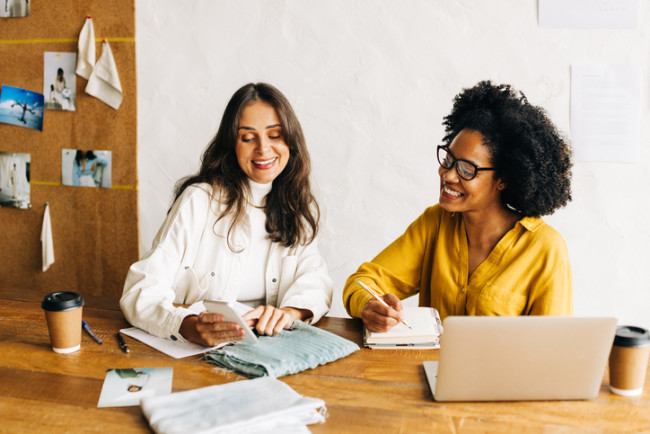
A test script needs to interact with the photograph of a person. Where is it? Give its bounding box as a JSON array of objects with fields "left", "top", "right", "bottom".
[
  {"left": 44, "top": 52, "right": 77, "bottom": 111},
  {"left": 0, "top": 0, "right": 30, "bottom": 17},
  {"left": 0, "top": 85, "right": 44, "bottom": 131},
  {"left": 0, "top": 152, "right": 30, "bottom": 209},
  {"left": 97, "top": 367, "right": 173, "bottom": 408},
  {"left": 61, "top": 149, "right": 112, "bottom": 188}
]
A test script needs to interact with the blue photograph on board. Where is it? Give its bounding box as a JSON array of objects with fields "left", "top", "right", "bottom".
[
  {"left": 0, "top": 85, "right": 45, "bottom": 131},
  {"left": 61, "top": 149, "right": 112, "bottom": 188}
]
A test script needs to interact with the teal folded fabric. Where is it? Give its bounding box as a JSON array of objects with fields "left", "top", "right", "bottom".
[{"left": 205, "top": 320, "right": 359, "bottom": 378}]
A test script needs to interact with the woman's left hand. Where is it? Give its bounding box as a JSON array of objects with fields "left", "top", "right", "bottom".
[{"left": 242, "top": 305, "right": 310, "bottom": 336}]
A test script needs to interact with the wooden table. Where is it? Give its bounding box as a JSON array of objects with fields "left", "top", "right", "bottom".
[{"left": 1, "top": 288, "right": 649, "bottom": 433}]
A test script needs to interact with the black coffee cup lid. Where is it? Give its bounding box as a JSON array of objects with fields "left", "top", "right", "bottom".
[
  {"left": 614, "top": 325, "right": 650, "bottom": 348},
  {"left": 41, "top": 291, "right": 84, "bottom": 312}
]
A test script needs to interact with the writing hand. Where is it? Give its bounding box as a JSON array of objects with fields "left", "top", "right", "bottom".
[
  {"left": 179, "top": 312, "right": 245, "bottom": 347},
  {"left": 361, "top": 292, "right": 404, "bottom": 333}
]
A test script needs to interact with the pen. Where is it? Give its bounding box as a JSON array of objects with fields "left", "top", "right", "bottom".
[
  {"left": 355, "top": 278, "right": 412, "bottom": 329},
  {"left": 82, "top": 320, "right": 103, "bottom": 344},
  {"left": 116, "top": 332, "right": 130, "bottom": 353}
]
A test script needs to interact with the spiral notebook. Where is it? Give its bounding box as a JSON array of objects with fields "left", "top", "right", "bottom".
[{"left": 363, "top": 307, "right": 443, "bottom": 349}]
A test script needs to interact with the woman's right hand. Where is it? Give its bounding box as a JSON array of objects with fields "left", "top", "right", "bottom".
[
  {"left": 361, "top": 292, "right": 404, "bottom": 333},
  {"left": 179, "top": 312, "right": 245, "bottom": 347}
]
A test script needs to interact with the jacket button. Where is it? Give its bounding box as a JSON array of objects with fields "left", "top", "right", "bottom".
[
  {"left": 170, "top": 335, "right": 177, "bottom": 341},
  {"left": 272, "top": 278, "right": 277, "bottom": 283}
]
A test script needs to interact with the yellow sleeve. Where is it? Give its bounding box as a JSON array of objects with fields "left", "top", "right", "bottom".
[
  {"left": 342, "top": 208, "right": 438, "bottom": 318},
  {"left": 525, "top": 224, "right": 573, "bottom": 316},
  {"left": 527, "top": 261, "right": 573, "bottom": 316}
]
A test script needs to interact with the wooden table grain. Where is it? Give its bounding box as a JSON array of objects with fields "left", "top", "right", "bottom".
[{"left": 1, "top": 288, "right": 648, "bottom": 433}]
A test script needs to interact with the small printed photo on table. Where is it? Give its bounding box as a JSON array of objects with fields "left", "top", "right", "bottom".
[
  {"left": 61, "top": 149, "right": 112, "bottom": 188},
  {"left": 44, "top": 52, "right": 77, "bottom": 111},
  {"left": 0, "top": 152, "right": 30, "bottom": 209},
  {"left": 97, "top": 367, "right": 173, "bottom": 408},
  {"left": 0, "top": 85, "right": 44, "bottom": 131},
  {"left": 0, "top": 0, "right": 30, "bottom": 17}
]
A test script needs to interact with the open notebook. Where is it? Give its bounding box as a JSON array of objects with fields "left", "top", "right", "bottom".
[
  {"left": 364, "top": 307, "right": 442, "bottom": 349},
  {"left": 423, "top": 316, "right": 617, "bottom": 401}
]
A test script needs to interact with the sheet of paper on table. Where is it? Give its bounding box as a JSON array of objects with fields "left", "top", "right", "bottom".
[{"left": 120, "top": 300, "right": 252, "bottom": 359}]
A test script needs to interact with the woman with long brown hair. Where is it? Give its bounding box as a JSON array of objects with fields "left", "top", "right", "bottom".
[{"left": 121, "top": 83, "right": 332, "bottom": 346}]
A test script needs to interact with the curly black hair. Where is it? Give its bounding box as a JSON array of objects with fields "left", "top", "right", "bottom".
[{"left": 441, "top": 80, "right": 572, "bottom": 217}]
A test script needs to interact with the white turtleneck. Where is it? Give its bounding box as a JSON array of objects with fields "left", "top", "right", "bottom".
[{"left": 238, "top": 179, "right": 273, "bottom": 307}]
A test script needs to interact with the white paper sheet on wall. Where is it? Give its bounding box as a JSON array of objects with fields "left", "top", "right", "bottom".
[
  {"left": 570, "top": 64, "right": 641, "bottom": 163},
  {"left": 539, "top": 0, "right": 638, "bottom": 29}
]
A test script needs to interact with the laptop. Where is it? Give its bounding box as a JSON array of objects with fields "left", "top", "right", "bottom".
[{"left": 423, "top": 316, "right": 617, "bottom": 402}]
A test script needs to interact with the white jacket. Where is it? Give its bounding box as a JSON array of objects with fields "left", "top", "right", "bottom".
[{"left": 120, "top": 183, "right": 333, "bottom": 341}]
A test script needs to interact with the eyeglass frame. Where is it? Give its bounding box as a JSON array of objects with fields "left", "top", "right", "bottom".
[{"left": 436, "top": 145, "right": 497, "bottom": 181}]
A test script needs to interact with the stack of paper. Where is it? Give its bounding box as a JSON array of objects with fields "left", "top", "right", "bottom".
[{"left": 364, "top": 307, "right": 442, "bottom": 349}]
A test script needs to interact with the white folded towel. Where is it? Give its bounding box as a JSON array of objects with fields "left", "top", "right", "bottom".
[
  {"left": 85, "top": 40, "right": 123, "bottom": 109},
  {"left": 140, "top": 377, "right": 327, "bottom": 434},
  {"left": 41, "top": 203, "right": 54, "bottom": 271},
  {"left": 75, "top": 16, "right": 95, "bottom": 79}
]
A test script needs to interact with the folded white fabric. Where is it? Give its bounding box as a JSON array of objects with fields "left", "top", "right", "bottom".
[
  {"left": 41, "top": 203, "right": 54, "bottom": 271},
  {"left": 140, "top": 377, "right": 326, "bottom": 434},
  {"left": 85, "top": 40, "right": 123, "bottom": 109},
  {"left": 75, "top": 16, "right": 95, "bottom": 79}
]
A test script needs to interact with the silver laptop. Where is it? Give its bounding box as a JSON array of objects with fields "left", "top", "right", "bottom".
[{"left": 423, "top": 316, "right": 617, "bottom": 402}]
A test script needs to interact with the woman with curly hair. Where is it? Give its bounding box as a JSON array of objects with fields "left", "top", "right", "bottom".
[
  {"left": 343, "top": 80, "right": 573, "bottom": 332},
  {"left": 121, "top": 83, "right": 332, "bottom": 346}
]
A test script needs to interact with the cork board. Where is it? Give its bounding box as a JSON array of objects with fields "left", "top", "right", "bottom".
[{"left": 0, "top": 1, "right": 138, "bottom": 298}]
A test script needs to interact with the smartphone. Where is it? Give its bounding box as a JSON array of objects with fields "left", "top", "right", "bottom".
[{"left": 203, "top": 300, "right": 258, "bottom": 345}]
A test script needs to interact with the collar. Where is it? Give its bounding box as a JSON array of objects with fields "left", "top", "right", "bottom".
[
  {"left": 248, "top": 179, "right": 272, "bottom": 208},
  {"left": 518, "top": 216, "right": 545, "bottom": 232}
]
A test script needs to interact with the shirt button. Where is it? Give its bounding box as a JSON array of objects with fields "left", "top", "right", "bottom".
[
  {"left": 461, "top": 287, "right": 466, "bottom": 293},
  {"left": 272, "top": 278, "right": 277, "bottom": 283},
  {"left": 170, "top": 335, "right": 178, "bottom": 341},
  {"left": 211, "top": 272, "right": 215, "bottom": 276}
]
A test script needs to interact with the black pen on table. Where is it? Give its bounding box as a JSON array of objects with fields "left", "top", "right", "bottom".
[
  {"left": 82, "top": 320, "right": 103, "bottom": 344},
  {"left": 355, "top": 278, "right": 412, "bottom": 329},
  {"left": 116, "top": 332, "right": 130, "bottom": 353}
]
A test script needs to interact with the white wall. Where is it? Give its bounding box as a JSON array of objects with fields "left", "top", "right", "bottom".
[{"left": 136, "top": 0, "right": 650, "bottom": 328}]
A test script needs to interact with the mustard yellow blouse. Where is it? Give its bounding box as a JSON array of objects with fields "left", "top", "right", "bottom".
[{"left": 343, "top": 205, "right": 573, "bottom": 320}]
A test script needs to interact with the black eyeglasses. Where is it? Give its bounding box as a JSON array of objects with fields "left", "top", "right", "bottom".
[{"left": 436, "top": 145, "right": 496, "bottom": 181}]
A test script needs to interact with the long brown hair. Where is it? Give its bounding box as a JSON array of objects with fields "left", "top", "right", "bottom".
[{"left": 174, "top": 83, "right": 319, "bottom": 249}]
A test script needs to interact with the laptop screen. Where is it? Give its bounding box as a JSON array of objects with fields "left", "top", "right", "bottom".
[{"left": 425, "top": 316, "right": 617, "bottom": 401}]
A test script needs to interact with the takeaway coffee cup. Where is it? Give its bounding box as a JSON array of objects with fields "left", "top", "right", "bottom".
[
  {"left": 609, "top": 325, "right": 650, "bottom": 396},
  {"left": 41, "top": 291, "right": 85, "bottom": 354}
]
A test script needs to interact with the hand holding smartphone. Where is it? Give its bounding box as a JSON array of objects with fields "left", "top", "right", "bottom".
[{"left": 203, "top": 300, "right": 258, "bottom": 345}]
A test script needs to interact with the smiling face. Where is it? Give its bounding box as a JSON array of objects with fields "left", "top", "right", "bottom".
[
  {"left": 235, "top": 100, "right": 290, "bottom": 184},
  {"left": 438, "top": 129, "right": 505, "bottom": 215}
]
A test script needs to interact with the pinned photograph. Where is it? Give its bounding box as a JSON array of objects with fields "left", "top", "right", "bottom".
[
  {"left": 0, "top": 0, "right": 30, "bottom": 17},
  {"left": 0, "top": 152, "right": 30, "bottom": 209},
  {"left": 0, "top": 85, "right": 44, "bottom": 131},
  {"left": 44, "top": 52, "right": 77, "bottom": 111},
  {"left": 97, "top": 368, "right": 173, "bottom": 408},
  {"left": 61, "top": 149, "right": 112, "bottom": 188}
]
